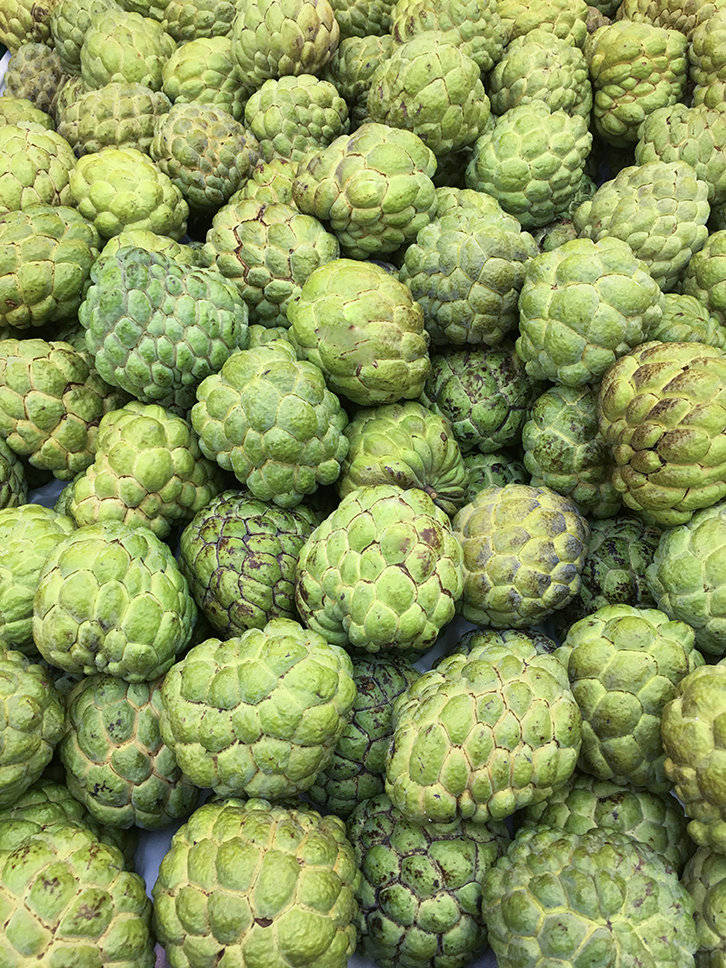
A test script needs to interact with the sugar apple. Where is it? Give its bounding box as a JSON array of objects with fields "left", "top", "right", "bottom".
[
  {"left": 162, "top": 36, "right": 245, "bottom": 119},
  {"left": 651, "top": 293, "right": 726, "bottom": 348},
  {"left": 598, "top": 340, "right": 726, "bottom": 526},
  {"left": 385, "top": 635, "right": 582, "bottom": 823},
  {"left": 497, "top": 0, "right": 588, "bottom": 46},
  {"left": 98, "top": 226, "right": 199, "bottom": 266},
  {"left": 683, "top": 231, "right": 726, "bottom": 327},
  {"left": 690, "top": 8, "right": 726, "bottom": 108},
  {"left": 227, "top": 156, "right": 299, "bottom": 205},
  {"left": 463, "top": 450, "right": 527, "bottom": 502},
  {"left": 390, "top": 0, "right": 507, "bottom": 72},
  {"left": 0, "top": 122, "right": 75, "bottom": 215},
  {"left": 0, "top": 95, "right": 53, "bottom": 128},
  {"left": 5, "top": 42, "right": 65, "bottom": 114},
  {"left": 323, "top": 34, "right": 394, "bottom": 127},
  {"left": 161, "top": 0, "right": 236, "bottom": 41},
  {"left": 0, "top": 438, "right": 26, "bottom": 509},
  {"left": 453, "top": 626, "right": 558, "bottom": 658},
  {"left": 682, "top": 848, "right": 726, "bottom": 968},
  {"left": 615, "top": 0, "right": 720, "bottom": 35},
  {"left": 49, "top": 0, "right": 122, "bottom": 74},
  {"left": 0, "top": 0, "right": 59, "bottom": 50},
  {"left": 329, "top": 0, "right": 394, "bottom": 36},
  {"left": 80, "top": 10, "right": 175, "bottom": 90}
]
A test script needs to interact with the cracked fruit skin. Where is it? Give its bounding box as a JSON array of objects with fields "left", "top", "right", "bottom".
[
  {"left": 483, "top": 826, "right": 697, "bottom": 968},
  {"left": 385, "top": 635, "right": 582, "bottom": 824},
  {"left": 179, "top": 491, "right": 320, "bottom": 637},
  {"left": 556, "top": 604, "right": 703, "bottom": 792},
  {"left": 33, "top": 521, "right": 197, "bottom": 682},
  {"left": 295, "top": 484, "right": 464, "bottom": 654},
  {"left": 452, "top": 483, "right": 589, "bottom": 628},
  {"left": 159, "top": 618, "right": 355, "bottom": 799},
  {"left": 152, "top": 798, "right": 359, "bottom": 968},
  {"left": 598, "top": 341, "right": 726, "bottom": 526},
  {"left": 348, "top": 793, "right": 509, "bottom": 968}
]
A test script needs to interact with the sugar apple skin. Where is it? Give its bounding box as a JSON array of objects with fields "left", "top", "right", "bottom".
[
  {"left": 68, "top": 401, "right": 222, "bottom": 538},
  {"left": 5, "top": 42, "right": 65, "bottom": 115},
  {"left": 683, "top": 231, "right": 726, "bottom": 328},
  {"left": 0, "top": 505, "right": 74, "bottom": 654},
  {"left": 385, "top": 636, "right": 582, "bottom": 824},
  {"left": 69, "top": 145, "right": 189, "bottom": 241},
  {"left": 80, "top": 246, "right": 249, "bottom": 413},
  {"left": 390, "top": 0, "right": 507, "bottom": 73},
  {"left": 0, "top": 0, "right": 59, "bottom": 51},
  {"left": 292, "top": 123, "right": 438, "bottom": 258},
  {"left": 465, "top": 103, "right": 592, "bottom": 230},
  {"left": 454, "top": 626, "right": 559, "bottom": 658},
  {"left": 615, "top": 0, "right": 719, "bottom": 36},
  {"left": 682, "top": 848, "right": 726, "bottom": 968},
  {"left": 556, "top": 604, "right": 703, "bottom": 791},
  {"left": 295, "top": 484, "right": 463, "bottom": 653},
  {"left": 522, "top": 384, "right": 621, "bottom": 518},
  {"left": 230, "top": 157, "right": 302, "bottom": 206},
  {"left": 0, "top": 95, "right": 54, "bottom": 129},
  {"left": 152, "top": 798, "right": 359, "bottom": 968},
  {"left": 0, "top": 649, "right": 65, "bottom": 806},
  {"left": 288, "top": 258, "right": 431, "bottom": 406},
  {"left": 204, "top": 198, "right": 339, "bottom": 328},
  {"left": 651, "top": 293, "right": 726, "bottom": 349},
  {"left": 98, "top": 227, "right": 200, "bottom": 267},
  {"left": 690, "top": 7, "right": 726, "bottom": 107},
  {"left": 0, "top": 122, "right": 76, "bottom": 216},
  {"left": 60, "top": 674, "right": 201, "bottom": 829},
  {"left": 159, "top": 618, "right": 356, "bottom": 799},
  {"left": 0, "top": 438, "right": 26, "bottom": 509},
  {"left": 309, "top": 656, "right": 419, "bottom": 817},
  {"left": 80, "top": 10, "right": 175, "bottom": 91},
  {"left": 463, "top": 450, "right": 527, "bottom": 502},
  {"left": 662, "top": 662, "right": 726, "bottom": 852},
  {"left": 33, "top": 521, "right": 197, "bottom": 682},
  {"left": 598, "top": 341, "right": 726, "bottom": 526},
  {"left": 323, "top": 34, "right": 394, "bottom": 127},
  {"left": 647, "top": 502, "right": 726, "bottom": 657},
  {"left": 0, "top": 204, "right": 100, "bottom": 331},
  {"left": 161, "top": 0, "right": 236, "bottom": 42},
  {"left": 515, "top": 236, "right": 664, "bottom": 387},
  {"left": 338, "top": 401, "right": 468, "bottom": 516},
  {"left": 422, "top": 346, "right": 542, "bottom": 455},
  {"left": 522, "top": 773, "right": 692, "bottom": 873},
  {"left": 483, "top": 826, "right": 697, "bottom": 968},
  {"left": 348, "top": 793, "right": 509, "bottom": 968},
  {"left": 573, "top": 160, "right": 710, "bottom": 291},
  {"left": 0, "top": 337, "right": 129, "bottom": 480},
  {"left": 162, "top": 36, "right": 245, "bottom": 120},
  {"left": 452, "top": 483, "right": 590, "bottom": 628},
  {"left": 498, "top": 0, "right": 588, "bottom": 45},
  {"left": 179, "top": 491, "right": 320, "bottom": 637},
  {"left": 49, "top": 0, "right": 122, "bottom": 74}
]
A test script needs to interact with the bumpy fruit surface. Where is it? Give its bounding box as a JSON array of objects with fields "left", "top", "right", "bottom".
[
  {"left": 98, "top": 227, "right": 199, "bottom": 266},
  {"left": 682, "top": 848, "right": 726, "bottom": 968},
  {"left": 323, "top": 34, "right": 394, "bottom": 127},
  {"left": 5, "top": 42, "right": 64, "bottom": 115},
  {"left": 160, "top": 618, "right": 355, "bottom": 798},
  {"left": 690, "top": 8, "right": 726, "bottom": 107},
  {"left": 296, "top": 485, "right": 463, "bottom": 653},
  {"left": 385, "top": 636, "right": 582, "bottom": 823},
  {"left": 349, "top": 793, "right": 509, "bottom": 968},
  {"left": 453, "top": 483, "right": 590, "bottom": 628},
  {"left": 390, "top": 0, "right": 507, "bottom": 72},
  {"left": 0, "top": 95, "right": 53, "bottom": 129},
  {"left": 0, "top": 439, "right": 26, "bottom": 509},
  {"left": 50, "top": 0, "right": 122, "bottom": 74},
  {"left": 161, "top": 0, "right": 236, "bottom": 41},
  {"left": 683, "top": 231, "right": 726, "bottom": 327},
  {"left": 0, "top": 123, "right": 75, "bottom": 215},
  {"left": 651, "top": 292, "right": 726, "bottom": 348},
  {"left": 152, "top": 799, "right": 358, "bottom": 968},
  {"left": 329, "top": 0, "right": 394, "bottom": 36},
  {"left": 557, "top": 605, "right": 702, "bottom": 791},
  {"left": 463, "top": 451, "right": 527, "bottom": 502},
  {"left": 498, "top": 0, "right": 588, "bottom": 45},
  {"left": 162, "top": 36, "right": 244, "bottom": 119},
  {"left": 598, "top": 341, "right": 726, "bottom": 526},
  {"left": 33, "top": 522, "right": 197, "bottom": 681},
  {"left": 80, "top": 10, "right": 175, "bottom": 90},
  {"left": 0, "top": 0, "right": 59, "bottom": 50}
]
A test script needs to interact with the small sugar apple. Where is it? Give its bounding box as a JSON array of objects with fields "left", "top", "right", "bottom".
[
  {"left": 0, "top": 122, "right": 75, "bottom": 215},
  {"left": 390, "top": 0, "right": 507, "bottom": 72},
  {"left": 323, "top": 34, "right": 394, "bottom": 127},
  {"left": 651, "top": 293, "right": 726, "bottom": 348},
  {"left": 683, "top": 231, "right": 726, "bottom": 327},
  {"left": 162, "top": 36, "right": 245, "bottom": 119},
  {"left": 5, "top": 42, "right": 65, "bottom": 114}
]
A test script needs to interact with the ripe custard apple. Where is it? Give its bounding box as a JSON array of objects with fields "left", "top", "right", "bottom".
[
  {"left": 162, "top": 36, "right": 245, "bottom": 119},
  {"left": 69, "top": 146, "right": 188, "bottom": 240},
  {"left": 229, "top": 157, "right": 301, "bottom": 205},
  {"left": 0, "top": 204, "right": 100, "bottom": 330},
  {"left": 49, "top": 0, "right": 122, "bottom": 74},
  {"left": 647, "top": 502, "right": 726, "bottom": 657},
  {"left": 80, "top": 10, "right": 175, "bottom": 90},
  {"left": 68, "top": 401, "right": 221, "bottom": 538},
  {"left": 0, "top": 95, "right": 54, "bottom": 128},
  {"left": 0, "top": 438, "right": 26, "bottom": 509},
  {"left": 98, "top": 227, "right": 200, "bottom": 266},
  {"left": 399, "top": 206, "right": 539, "bottom": 348},
  {"left": 33, "top": 521, "right": 197, "bottom": 681},
  {"left": 587, "top": 21, "right": 688, "bottom": 147},
  {"left": 515, "top": 236, "right": 663, "bottom": 387},
  {"left": 348, "top": 793, "right": 509, "bottom": 968},
  {"left": 204, "top": 199, "right": 339, "bottom": 328},
  {"left": 0, "top": 0, "right": 59, "bottom": 50},
  {"left": 179, "top": 491, "right": 320, "bottom": 636},
  {"left": 390, "top": 0, "right": 507, "bottom": 72},
  {"left": 153, "top": 798, "right": 359, "bottom": 968},
  {"left": 0, "top": 122, "right": 75, "bottom": 215},
  {"left": 662, "top": 662, "right": 726, "bottom": 852},
  {"left": 247, "top": 323, "right": 291, "bottom": 346},
  {"left": 690, "top": 8, "right": 726, "bottom": 107},
  {"left": 598, "top": 341, "right": 726, "bottom": 526},
  {"left": 56, "top": 81, "right": 171, "bottom": 157},
  {"left": 615, "top": 0, "right": 718, "bottom": 35},
  {"left": 682, "top": 848, "right": 726, "bottom": 968},
  {"left": 522, "top": 384, "right": 621, "bottom": 518},
  {"left": 522, "top": 773, "right": 692, "bottom": 873},
  {"left": 60, "top": 674, "right": 201, "bottom": 828},
  {"left": 244, "top": 74, "right": 349, "bottom": 163},
  {"left": 232, "top": 0, "right": 340, "bottom": 91},
  {"left": 309, "top": 656, "right": 418, "bottom": 817},
  {"left": 498, "top": 0, "right": 588, "bottom": 45},
  {"left": 0, "top": 337, "right": 128, "bottom": 480},
  {"left": 385, "top": 636, "right": 582, "bottom": 823},
  {"left": 453, "top": 483, "right": 590, "bottom": 628},
  {"left": 422, "top": 346, "right": 542, "bottom": 454},
  {"left": 5, "top": 42, "right": 65, "bottom": 115},
  {"left": 488, "top": 29, "right": 592, "bottom": 119},
  {"left": 573, "top": 161, "right": 710, "bottom": 291},
  {"left": 465, "top": 103, "right": 592, "bottom": 230},
  {"left": 683, "top": 231, "right": 726, "bottom": 327},
  {"left": 556, "top": 604, "right": 703, "bottom": 791},
  {"left": 0, "top": 649, "right": 65, "bottom": 805},
  {"left": 463, "top": 451, "right": 527, "bottom": 502},
  {"left": 454, "top": 626, "right": 558, "bottom": 658},
  {"left": 0, "top": 505, "right": 74, "bottom": 654},
  {"left": 292, "top": 123, "right": 437, "bottom": 258},
  {"left": 323, "top": 34, "right": 394, "bottom": 127},
  {"left": 288, "top": 258, "right": 430, "bottom": 406},
  {"left": 160, "top": 0, "right": 236, "bottom": 41},
  {"left": 338, "top": 401, "right": 467, "bottom": 516},
  {"left": 159, "top": 618, "right": 355, "bottom": 799},
  {"left": 295, "top": 484, "right": 463, "bottom": 653},
  {"left": 192, "top": 341, "right": 348, "bottom": 507},
  {"left": 483, "top": 827, "right": 697, "bottom": 968},
  {"left": 79, "top": 246, "right": 249, "bottom": 412},
  {"left": 651, "top": 293, "right": 726, "bottom": 348}
]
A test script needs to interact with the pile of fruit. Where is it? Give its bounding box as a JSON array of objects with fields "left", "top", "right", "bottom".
[{"left": 0, "top": 0, "right": 725, "bottom": 964}]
